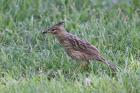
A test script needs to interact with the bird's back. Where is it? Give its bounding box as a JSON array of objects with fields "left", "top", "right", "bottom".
[{"left": 57, "top": 33, "right": 104, "bottom": 61}]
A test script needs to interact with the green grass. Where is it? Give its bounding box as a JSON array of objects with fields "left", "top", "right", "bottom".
[{"left": 0, "top": 0, "right": 140, "bottom": 93}]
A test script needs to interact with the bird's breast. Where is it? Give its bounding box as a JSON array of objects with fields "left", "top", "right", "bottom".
[{"left": 58, "top": 39, "right": 71, "bottom": 49}]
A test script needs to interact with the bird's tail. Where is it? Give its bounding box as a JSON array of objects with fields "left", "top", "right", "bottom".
[
  {"left": 98, "top": 57, "right": 117, "bottom": 71},
  {"left": 103, "top": 60, "right": 117, "bottom": 71}
]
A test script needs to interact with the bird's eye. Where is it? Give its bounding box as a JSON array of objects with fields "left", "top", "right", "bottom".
[{"left": 52, "top": 28, "right": 57, "bottom": 31}]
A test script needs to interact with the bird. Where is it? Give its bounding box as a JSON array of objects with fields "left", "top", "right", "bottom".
[{"left": 43, "top": 22, "right": 117, "bottom": 71}]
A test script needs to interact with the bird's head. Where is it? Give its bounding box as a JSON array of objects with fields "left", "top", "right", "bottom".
[{"left": 43, "top": 22, "right": 66, "bottom": 36}]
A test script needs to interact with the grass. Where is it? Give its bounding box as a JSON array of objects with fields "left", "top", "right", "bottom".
[{"left": 0, "top": 0, "right": 140, "bottom": 93}]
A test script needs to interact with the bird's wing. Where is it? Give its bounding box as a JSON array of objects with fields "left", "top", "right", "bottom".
[{"left": 67, "top": 35, "right": 100, "bottom": 55}]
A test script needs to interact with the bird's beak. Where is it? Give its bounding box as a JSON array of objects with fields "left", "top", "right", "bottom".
[
  {"left": 42, "top": 30, "right": 47, "bottom": 34},
  {"left": 42, "top": 28, "right": 51, "bottom": 34}
]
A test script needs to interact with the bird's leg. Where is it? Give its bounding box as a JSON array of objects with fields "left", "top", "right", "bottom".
[
  {"left": 75, "top": 62, "right": 89, "bottom": 73},
  {"left": 80, "top": 62, "right": 89, "bottom": 70}
]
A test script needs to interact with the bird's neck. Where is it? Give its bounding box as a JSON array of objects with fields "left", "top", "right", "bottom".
[{"left": 55, "top": 31, "right": 69, "bottom": 40}]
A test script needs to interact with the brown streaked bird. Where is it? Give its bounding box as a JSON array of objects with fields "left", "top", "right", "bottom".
[{"left": 43, "top": 22, "right": 117, "bottom": 71}]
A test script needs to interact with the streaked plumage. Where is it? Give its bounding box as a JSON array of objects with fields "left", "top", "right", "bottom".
[{"left": 43, "top": 22, "right": 117, "bottom": 71}]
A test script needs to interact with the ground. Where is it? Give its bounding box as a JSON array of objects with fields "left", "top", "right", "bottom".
[{"left": 0, "top": 0, "right": 140, "bottom": 93}]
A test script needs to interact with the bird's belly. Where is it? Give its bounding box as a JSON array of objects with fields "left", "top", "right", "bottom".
[{"left": 66, "top": 49, "right": 93, "bottom": 61}]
